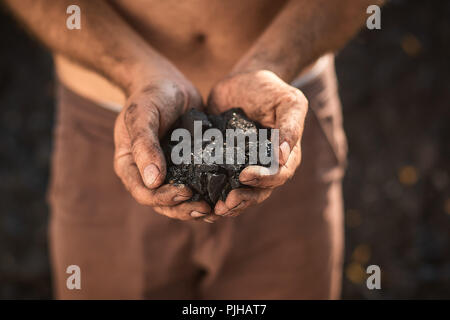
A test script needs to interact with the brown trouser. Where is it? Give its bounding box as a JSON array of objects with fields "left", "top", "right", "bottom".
[{"left": 48, "top": 59, "right": 347, "bottom": 299}]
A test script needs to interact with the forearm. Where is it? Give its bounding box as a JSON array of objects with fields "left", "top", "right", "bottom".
[
  {"left": 232, "top": 0, "right": 384, "bottom": 82},
  {"left": 3, "top": 0, "right": 177, "bottom": 94}
]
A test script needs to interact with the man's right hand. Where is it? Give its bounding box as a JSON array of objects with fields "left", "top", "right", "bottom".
[
  {"left": 3, "top": 0, "right": 215, "bottom": 220},
  {"left": 113, "top": 76, "right": 212, "bottom": 220}
]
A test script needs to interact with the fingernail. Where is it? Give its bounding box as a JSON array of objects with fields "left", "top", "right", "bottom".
[
  {"left": 203, "top": 217, "right": 215, "bottom": 223},
  {"left": 190, "top": 211, "right": 206, "bottom": 218},
  {"left": 280, "top": 141, "right": 291, "bottom": 165},
  {"left": 240, "top": 177, "right": 259, "bottom": 185},
  {"left": 174, "top": 194, "right": 191, "bottom": 202},
  {"left": 144, "top": 164, "right": 160, "bottom": 187}
]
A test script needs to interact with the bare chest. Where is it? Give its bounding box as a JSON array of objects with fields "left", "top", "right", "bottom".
[{"left": 111, "top": 0, "right": 286, "bottom": 61}]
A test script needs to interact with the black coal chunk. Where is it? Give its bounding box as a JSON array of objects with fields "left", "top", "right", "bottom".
[
  {"left": 162, "top": 108, "right": 272, "bottom": 207},
  {"left": 207, "top": 173, "right": 227, "bottom": 204},
  {"left": 180, "top": 108, "right": 212, "bottom": 136}
]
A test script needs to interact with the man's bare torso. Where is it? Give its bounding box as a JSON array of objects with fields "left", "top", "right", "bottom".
[{"left": 56, "top": 0, "right": 319, "bottom": 107}]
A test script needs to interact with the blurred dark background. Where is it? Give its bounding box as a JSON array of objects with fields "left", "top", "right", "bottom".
[{"left": 0, "top": 0, "right": 449, "bottom": 299}]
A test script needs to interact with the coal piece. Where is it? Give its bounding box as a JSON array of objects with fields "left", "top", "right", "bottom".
[
  {"left": 207, "top": 173, "right": 227, "bottom": 204},
  {"left": 162, "top": 108, "right": 272, "bottom": 207}
]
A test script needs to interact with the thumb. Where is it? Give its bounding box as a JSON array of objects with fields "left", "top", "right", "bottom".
[
  {"left": 121, "top": 102, "right": 166, "bottom": 189},
  {"left": 275, "top": 88, "right": 308, "bottom": 166}
]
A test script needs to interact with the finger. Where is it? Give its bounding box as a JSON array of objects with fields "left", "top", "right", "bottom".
[
  {"left": 214, "top": 188, "right": 272, "bottom": 217},
  {"left": 114, "top": 117, "right": 193, "bottom": 205},
  {"left": 275, "top": 88, "right": 308, "bottom": 165},
  {"left": 122, "top": 103, "right": 167, "bottom": 189},
  {"left": 203, "top": 214, "right": 222, "bottom": 223},
  {"left": 114, "top": 154, "right": 193, "bottom": 206},
  {"left": 153, "top": 200, "right": 211, "bottom": 221},
  {"left": 239, "top": 141, "right": 302, "bottom": 188},
  {"left": 215, "top": 199, "right": 249, "bottom": 217}
]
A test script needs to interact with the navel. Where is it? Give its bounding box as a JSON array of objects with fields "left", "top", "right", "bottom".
[{"left": 193, "top": 32, "right": 207, "bottom": 44}]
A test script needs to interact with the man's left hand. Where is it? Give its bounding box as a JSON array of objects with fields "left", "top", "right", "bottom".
[{"left": 205, "top": 70, "right": 308, "bottom": 221}]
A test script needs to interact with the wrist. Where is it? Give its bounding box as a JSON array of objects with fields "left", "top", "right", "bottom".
[{"left": 106, "top": 47, "right": 183, "bottom": 96}]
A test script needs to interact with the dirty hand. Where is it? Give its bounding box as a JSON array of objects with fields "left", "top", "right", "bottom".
[
  {"left": 206, "top": 70, "right": 308, "bottom": 219},
  {"left": 114, "top": 75, "right": 211, "bottom": 220}
]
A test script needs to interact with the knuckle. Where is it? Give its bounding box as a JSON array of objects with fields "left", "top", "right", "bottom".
[
  {"left": 254, "top": 69, "right": 277, "bottom": 80},
  {"left": 291, "top": 86, "right": 307, "bottom": 99},
  {"left": 146, "top": 105, "right": 161, "bottom": 122},
  {"left": 159, "top": 80, "right": 187, "bottom": 109},
  {"left": 124, "top": 103, "right": 139, "bottom": 126},
  {"left": 124, "top": 100, "right": 160, "bottom": 131},
  {"left": 285, "top": 87, "right": 308, "bottom": 109},
  {"left": 143, "top": 82, "right": 187, "bottom": 115},
  {"left": 131, "top": 139, "right": 161, "bottom": 165},
  {"left": 130, "top": 137, "right": 148, "bottom": 155},
  {"left": 281, "top": 126, "right": 297, "bottom": 142},
  {"left": 282, "top": 91, "right": 301, "bottom": 105},
  {"left": 293, "top": 88, "right": 309, "bottom": 109}
]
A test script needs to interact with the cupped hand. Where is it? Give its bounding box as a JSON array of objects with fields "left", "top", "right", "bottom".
[
  {"left": 114, "top": 75, "right": 211, "bottom": 220},
  {"left": 206, "top": 70, "right": 308, "bottom": 220}
]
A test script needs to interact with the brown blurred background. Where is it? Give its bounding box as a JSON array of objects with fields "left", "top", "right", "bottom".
[{"left": 0, "top": 0, "right": 449, "bottom": 299}]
